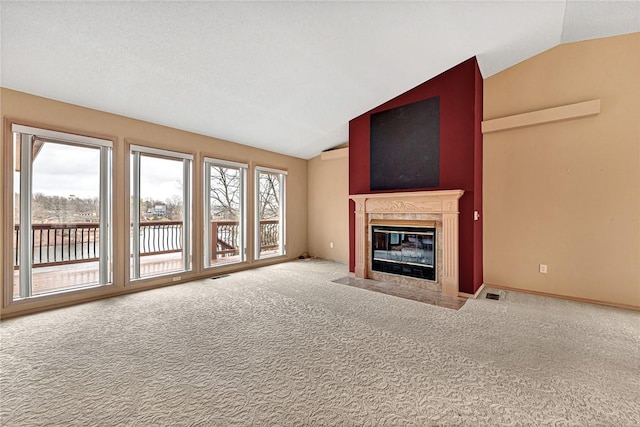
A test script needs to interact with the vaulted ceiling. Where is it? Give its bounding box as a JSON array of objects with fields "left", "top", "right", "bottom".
[{"left": 1, "top": 1, "right": 638, "bottom": 159}]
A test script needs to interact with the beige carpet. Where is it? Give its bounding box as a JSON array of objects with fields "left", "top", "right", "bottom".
[{"left": 1, "top": 259, "right": 639, "bottom": 426}]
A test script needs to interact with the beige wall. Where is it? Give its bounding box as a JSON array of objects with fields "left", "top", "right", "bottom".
[
  {"left": 1, "top": 88, "right": 308, "bottom": 317},
  {"left": 307, "top": 150, "right": 349, "bottom": 263},
  {"left": 483, "top": 33, "right": 640, "bottom": 307},
  {"left": 3, "top": 34, "right": 638, "bottom": 317}
]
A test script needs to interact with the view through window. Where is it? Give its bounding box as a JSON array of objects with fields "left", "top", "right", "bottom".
[
  {"left": 255, "top": 167, "right": 286, "bottom": 259},
  {"left": 12, "top": 125, "right": 112, "bottom": 300},
  {"left": 130, "top": 146, "right": 192, "bottom": 280},
  {"left": 8, "top": 125, "right": 291, "bottom": 304},
  {"left": 204, "top": 159, "right": 247, "bottom": 268}
]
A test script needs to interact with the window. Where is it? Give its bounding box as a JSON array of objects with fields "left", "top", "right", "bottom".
[
  {"left": 11, "top": 124, "right": 113, "bottom": 300},
  {"left": 204, "top": 158, "right": 247, "bottom": 267},
  {"left": 255, "top": 167, "right": 286, "bottom": 259},
  {"left": 130, "top": 145, "right": 192, "bottom": 280}
]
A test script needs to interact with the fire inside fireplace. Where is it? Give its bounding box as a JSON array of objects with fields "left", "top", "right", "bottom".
[{"left": 371, "top": 225, "right": 436, "bottom": 281}]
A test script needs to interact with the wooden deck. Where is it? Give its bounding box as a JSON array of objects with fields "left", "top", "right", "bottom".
[
  {"left": 11, "top": 220, "right": 282, "bottom": 299},
  {"left": 12, "top": 254, "right": 242, "bottom": 298}
]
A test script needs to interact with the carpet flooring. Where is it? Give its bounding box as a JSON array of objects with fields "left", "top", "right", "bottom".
[{"left": 1, "top": 259, "right": 639, "bottom": 426}]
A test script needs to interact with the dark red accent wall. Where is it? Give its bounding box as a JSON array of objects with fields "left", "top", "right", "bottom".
[
  {"left": 348, "top": 57, "right": 483, "bottom": 294},
  {"left": 473, "top": 61, "right": 484, "bottom": 292}
]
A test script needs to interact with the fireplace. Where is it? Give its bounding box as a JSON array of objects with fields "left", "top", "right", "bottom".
[
  {"left": 349, "top": 190, "right": 463, "bottom": 296},
  {"left": 371, "top": 225, "right": 436, "bottom": 280}
]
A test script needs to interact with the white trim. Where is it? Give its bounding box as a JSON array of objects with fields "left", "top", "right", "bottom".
[
  {"left": 203, "top": 164, "right": 212, "bottom": 265},
  {"left": 130, "top": 144, "right": 193, "bottom": 160},
  {"left": 98, "top": 146, "right": 112, "bottom": 285},
  {"left": 12, "top": 124, "right": 112, "bottom": 148},
  {"left": 19, "top": 134, "right": 33, "bottom": 298},
  {"left": 131, "top": 151, "right": 141, "bottom": 279},
  {"left": 255, "top": 165, "right": 288, "bottom": 175},
  {"left": 204, "top": 157, "right": 248, "bottom": 169},
  {"left": 182, "top": 159, "right": 192, "bottom": 272},
  {"left": 239, "top": 167, "right": 247, "bottom": 262},
  {"left": 254, "top": 172, "right": 259, "bottom": 261},
  {"left": 280, "top": 174, "right": 286, "bottom": 255}
]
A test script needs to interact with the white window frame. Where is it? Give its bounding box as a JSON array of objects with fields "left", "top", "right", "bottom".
[
  {"left": 11, "top": 124, "right": 113, "bottom": 300},
  {"left": 203, "top": 157, "right": 248, "bottom": 268},
  {"left": 129, "top": 144, "right": 193, "bottom": 280},
  {"left": 254, "top": 166, "right": 287, "bottom": 260}
]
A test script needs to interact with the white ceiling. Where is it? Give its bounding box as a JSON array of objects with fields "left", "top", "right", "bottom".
[{"left": 1, "top": 1, "right": 638, "bottom": 159}]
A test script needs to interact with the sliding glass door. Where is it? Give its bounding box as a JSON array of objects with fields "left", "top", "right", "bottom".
[
  {"left": 11, "top": 125, "right": 112, "bottom": 300},
  {"left": 130, "top": 145, "right": 192, "bottom": 280}
]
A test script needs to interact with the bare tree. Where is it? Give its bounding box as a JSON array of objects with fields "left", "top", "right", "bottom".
[
  {"left": 32, "top": 193, "right": 50, "bottom": 222},
  {"left": 43, "top": 195, "right": 70, "bottom": 222},
  {"left": 209, "top": 166, "right": 240, "bottom": 220},
  {"left": 257, "top": 172, "right": 280, "bottom": 220},
  {"left": 165, "top": 195, "right": 183, "bottom": 220},
  {"left": 30, "top": 193, "right": 100, "bottom": 223}
]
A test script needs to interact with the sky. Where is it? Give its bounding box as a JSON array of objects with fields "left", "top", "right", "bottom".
[{"left": 17, "top": 142, "right": 184, "bottom": 201}]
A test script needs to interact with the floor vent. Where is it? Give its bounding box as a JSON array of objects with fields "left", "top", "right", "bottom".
[
  {"left": 210, "top": 274, "right": 230, "bottom": 280},
  {"left": 486, "top": 292, "right": 500, "bottom": 300}
]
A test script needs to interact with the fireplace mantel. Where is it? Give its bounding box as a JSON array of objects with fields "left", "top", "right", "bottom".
[{"left": 349, "top": 190, "right": 464, "bottom": 296}]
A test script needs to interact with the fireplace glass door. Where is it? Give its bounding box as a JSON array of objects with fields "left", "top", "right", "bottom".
[{"left": 372, "top": 226, "right": 435, "bottom": 280}]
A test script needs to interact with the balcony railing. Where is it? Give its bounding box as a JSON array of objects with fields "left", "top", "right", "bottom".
[
  {"left": 13, "top": 220, "right": 280, "bottom": 267},
  {"left": 210, "top": 220, "right": 279, "bottom": 259},
  {"left": 138, "top": 221, "right": 183, "bottom": 256}
]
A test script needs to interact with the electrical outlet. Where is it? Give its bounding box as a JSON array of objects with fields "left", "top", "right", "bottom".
[
  {"left": 172, "top": 276, "right": 181, "bottom": 282},
  {"left": 539, "top": 264, "right": 548, "bottom": 274},
  {"left": 330, "top": 242, "right": 334, "bottom": 248}
]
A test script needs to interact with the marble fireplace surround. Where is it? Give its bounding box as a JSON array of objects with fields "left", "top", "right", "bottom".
[{"left": 349, "top": 190, "right": 464, "bottom": 297}]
